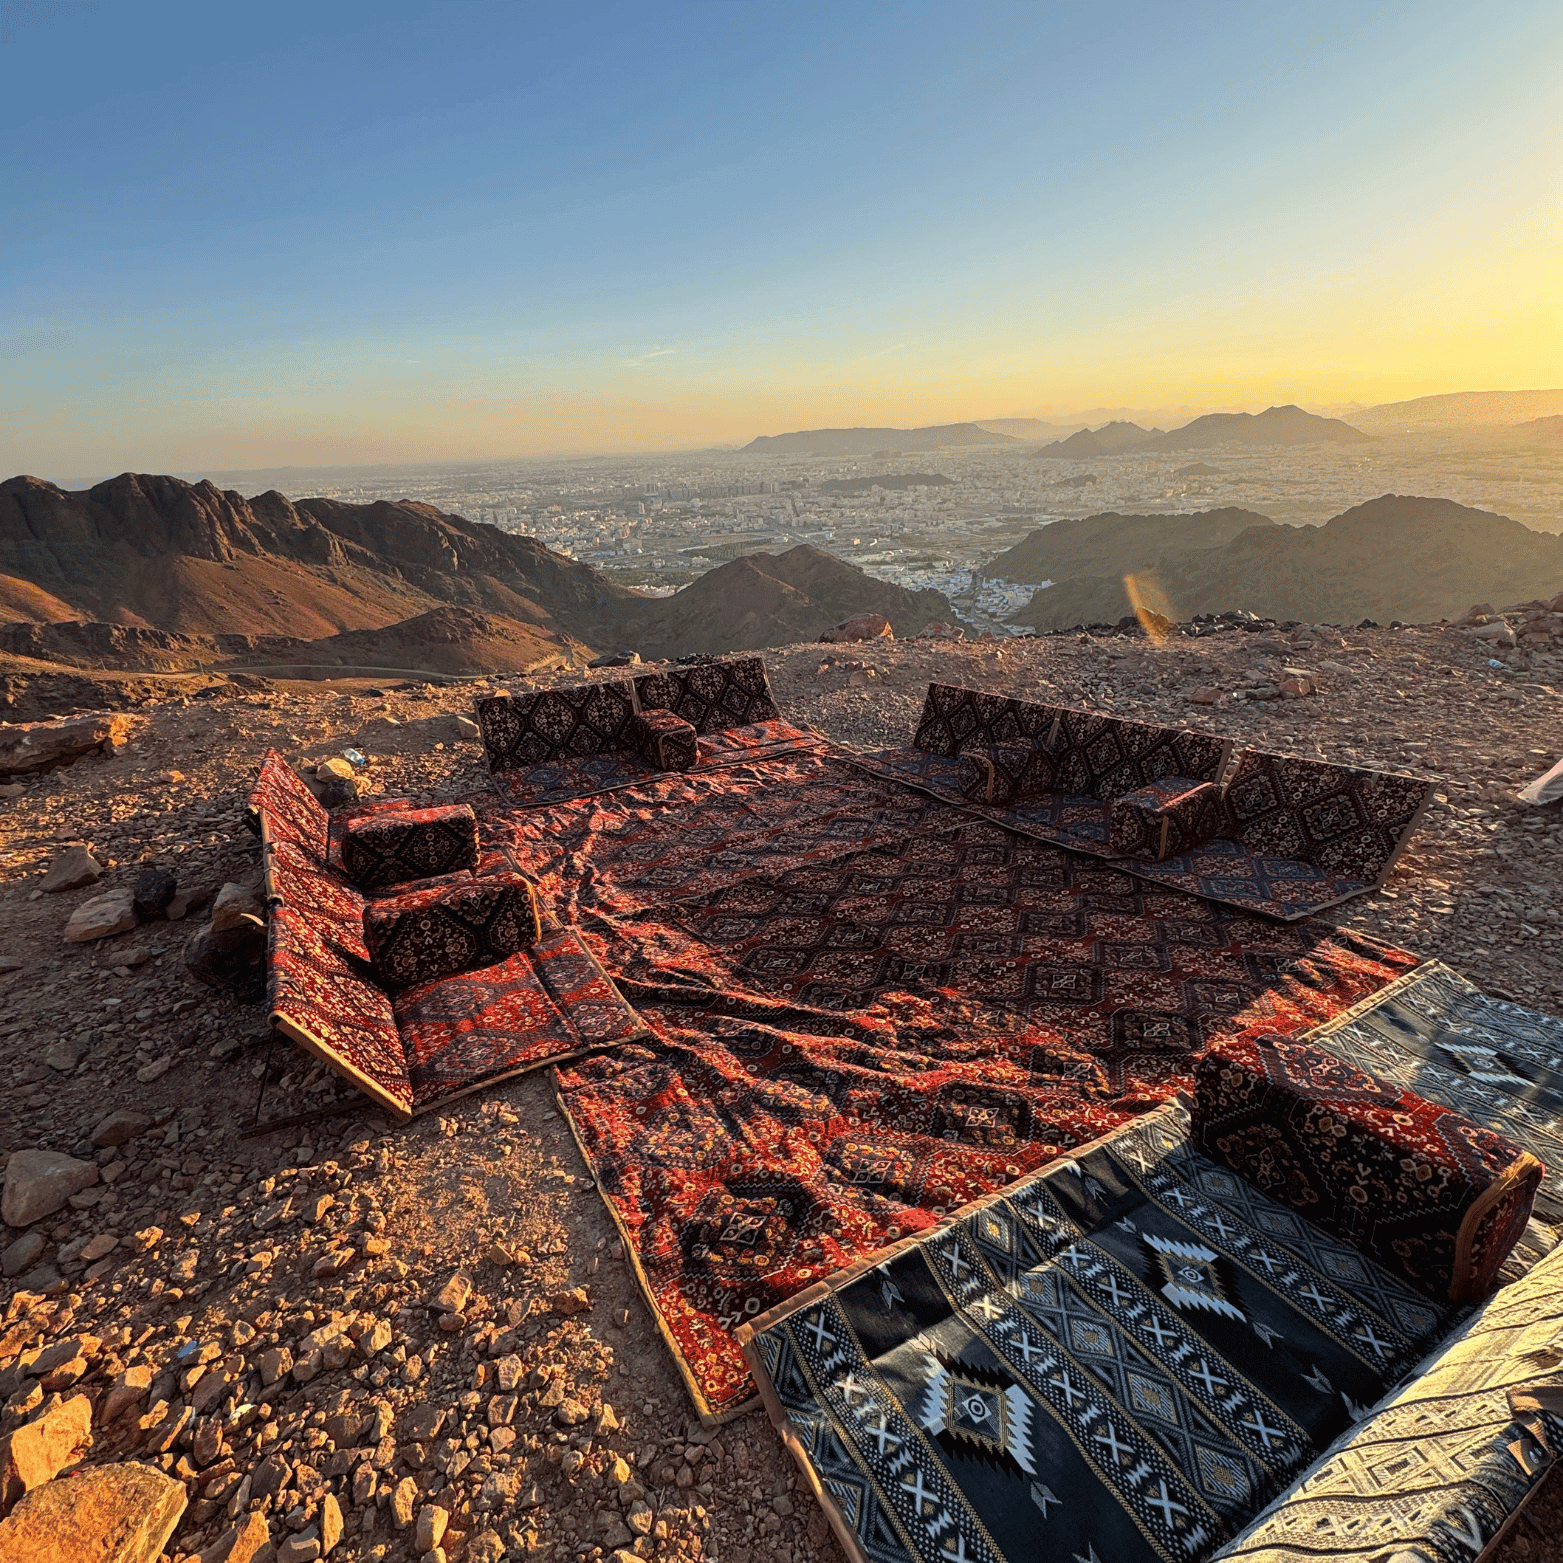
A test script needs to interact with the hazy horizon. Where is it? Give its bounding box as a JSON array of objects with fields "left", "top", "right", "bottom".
[{"left": 4, "top": 0, "right": 1560, "bottom": 479}]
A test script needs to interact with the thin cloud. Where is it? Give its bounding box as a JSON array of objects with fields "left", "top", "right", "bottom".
[
  {"left": 623, "top": 346, "right": 676, "bottom": 368},
  {"left": 0, "top": 326, "right": 71, "bottom": 360}
]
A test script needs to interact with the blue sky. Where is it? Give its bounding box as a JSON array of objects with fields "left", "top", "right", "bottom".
[{"left": 2, "top": 0, "right": 1559, "bottom": 478}]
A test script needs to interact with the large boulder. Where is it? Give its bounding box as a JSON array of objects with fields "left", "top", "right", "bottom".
[
  {"left": 39, "top": 847, "right": 104, "bottom": 894},
  {"left": 0, "top": 713, "right": 138, "bottom": 778},
  {"left": 819, "top": 614, "right": 893, "bottom": 643},
  {"left": 3, "top": 1150, "right": 99, "bottom": 1227},
  {"left": 0, "top": 1460, "right": 186, "bottom": 1562},
  {"left": 0, "top": 1395, "right": 93, "bottom": 1514},
  {"left": 64, "top": 890, "right": 137, "bottom": 943}
]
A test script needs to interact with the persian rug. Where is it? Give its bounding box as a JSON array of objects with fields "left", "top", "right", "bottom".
[
  {"left": 1302, "top": 961, "right": 1563, "bottom": 1224},
  {"left": 489, "top": 719, "right": 825, "bottom": 808},
  {"left": 737, "top": 1098, "right": 1450, "bottom": 1563},
  {"left": 476, "top": 751, "right": 958, "bottom": 924},
  {"left": 1214, "top": 1240, "right": 1563, "bottom": 1563},
  {"left": 557, "top": 818, "right": 1418, "bottom": 1421},
  {"left": 1193, "top": 1033, "right": 1541, "bottom": 1303}
]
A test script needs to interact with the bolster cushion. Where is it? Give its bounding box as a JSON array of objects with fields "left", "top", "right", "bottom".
[
  {"left": 340, "top": 803, "right": 479, "bottom": 890},
  {"left": 1107, "top": 778, "right": 1224, "bottom": 861},
  {"left": 1193, "top": 1032, "right": 1543, "bottom": 1303},
  {"left": 362, "top": 872, "right": 541, "bottom": 990},
  {"left": 956, "top": 742, "right": 1059, "bottom": 806},
  {"left": 627, "top": 709, "right": 699, "bottom": 772}
]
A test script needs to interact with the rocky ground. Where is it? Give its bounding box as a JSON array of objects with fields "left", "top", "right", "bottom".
[{"left": 1, "top": 611, "right": 1561, "bottom": 1562}]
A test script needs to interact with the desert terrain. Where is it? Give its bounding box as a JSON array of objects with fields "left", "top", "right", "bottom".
[{"left": 1, "top": 610, "right": 1561, "bottom": 1563}]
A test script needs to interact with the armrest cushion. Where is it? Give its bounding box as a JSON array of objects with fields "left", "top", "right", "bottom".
[
  {"left": 626, "top": 709, "right": 699, "bottom": 772},
  {"left": 1193, "top": 1032, "right": 1542, "bottom": 1302},
  {"left": 362, "top": 872, "right": 541, "bottom": 990},
  {"left": 955, "top": 741, "right": 1059, "bottom": 806},
  {"left": 340, "top": 803, "right": 479, "bottom": 890},
  {"left": 1108, "top": 778, "right": 1224, "bottom": 861}
]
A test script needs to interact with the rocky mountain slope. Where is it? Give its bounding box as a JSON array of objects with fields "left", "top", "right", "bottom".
[
  {"left": 986, "top": 507, "right": 1273, "bottom": 585},
  {"left": 1347, "top": 387, "right": 1563, "bottom": 432},
  {"left": 0, "top": 473, "right": 637, "bottom": 648},
  {"left": 1030, "top": 420, "right": 1163, "bottom": 456},
  {"left": 1152, "top": 403, "right": 1367, "bottom": 448},
  {"left": 1007, "top": 496, "right": 1563, "bottom": 631},
  {"left": 0, "top": 475, "right": 959, "bottom": 676},
  {"left": 1031, "top": 405, "right": 1364, "bottom": 456}
]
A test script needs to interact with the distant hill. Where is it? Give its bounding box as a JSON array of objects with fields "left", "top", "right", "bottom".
[
  {"left": 973, "top": 418, "right": 1084, "bottom": 442},
  {"left": 1514, "top": 415, "right": 1563, "bottom": 438},
  {"left": 1174, "top": 463, "right": 1221, "bottom": 476},
  {"left": 619, "top": 544, "right": 958, "bottom": 660},
  {"left": 816, "top": 472, "right": 955, "bottom": 493},
  {"left": 1152, "top": 404, "right": 1368, "bottom": 450},
  {"left": 1028, "top": 406, "right": 1364, "bottom": 457},
  {"left": 1346, "top": 389, "right": 1563, "bottom": 433},
  {"left": 988, "top": 508, "right": 1274, "bottom": 586},
  {"left": 742, "top": 424, "right": 1021, "bottom": 456},
  {"left": 1032, "top": 422, "right": 1161, "bottom": 457},
  {"left": 1005, "top": 496, "right": 1563, "bottom": 630}
]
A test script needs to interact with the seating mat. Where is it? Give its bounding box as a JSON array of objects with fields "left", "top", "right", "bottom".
[{"left": 738, "top": 1097, "right": 1449, "bottom": 1563}]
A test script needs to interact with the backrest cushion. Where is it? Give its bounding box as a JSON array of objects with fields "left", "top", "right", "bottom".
[
  {"left": 341, "top": 803, "right": 479, "bottom": 890},
  {"left": 474, "top": 679, "right": 638, "bottom": 771},
  {"left": 247, "top": 749, "right": 329, "bottom": 860},
  {"left": 1221, "top": 750, "right": 1433, "bottom": 885},
  {"left": 633, "top": 655, "right": 780, "bottom": 734},
  {"left": 362, "top": 872, "right": 542, "bottom": 990},
  {"left": 911, "top": 683, "right": 1061, "bottom": 758},
  {"left": 1051, "top": 709, "right": 1231, "bottom": 801}
]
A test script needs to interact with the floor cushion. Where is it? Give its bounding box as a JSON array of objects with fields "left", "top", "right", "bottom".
[
  {"left": 1109, "top": 777, "right": 1226, "bottom": 861},
  {"left": 739, "top": 1098, "right": 1448, "bottom": 1563},
  {"left": 1193, "top": 1032, "right": 1542, "bottom": 1302},
  {"left": 627, "top": 709, "right": 699, "bottom": 772},
  {"left": 1214, "top": 1245, "right": 1563, "bottom": 1563}
]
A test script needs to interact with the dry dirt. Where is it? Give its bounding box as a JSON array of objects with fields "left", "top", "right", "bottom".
[{"left": 0, "top": 618, "right": 1560, "bottom": 1563}]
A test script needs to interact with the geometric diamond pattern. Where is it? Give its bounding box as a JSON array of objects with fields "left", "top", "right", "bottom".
[{"left": 742, "top": 1099, "right": 1451, "bottom": 1563}]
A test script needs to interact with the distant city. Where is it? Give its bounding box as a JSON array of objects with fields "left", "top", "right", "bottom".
[{"left": 183, "top": 414, "right": 1563, "bottom": 635}]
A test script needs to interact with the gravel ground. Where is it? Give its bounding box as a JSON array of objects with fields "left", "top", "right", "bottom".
[{"left": 0, "top": 614, "right": 1560, "bottom": 1563}]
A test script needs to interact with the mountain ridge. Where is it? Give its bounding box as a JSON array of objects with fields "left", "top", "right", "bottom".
[
  {"left": 1004, "top": 495, "right": 1563, "bottom": 630},
  {"left": 742, "top": 423, "right": 1021, "bottom": 456},
  {"left": 1030, "top": 405, "right": 1365, "bottom": 456}
]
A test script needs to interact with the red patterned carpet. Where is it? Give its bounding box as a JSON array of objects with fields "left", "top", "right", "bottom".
[{"left": 532, "top": 785, "right": 1418, "bottom": 1419}]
